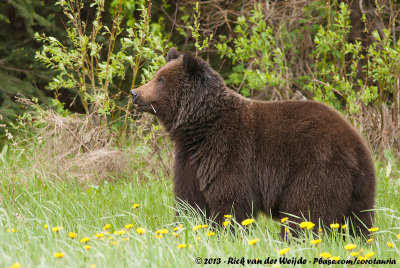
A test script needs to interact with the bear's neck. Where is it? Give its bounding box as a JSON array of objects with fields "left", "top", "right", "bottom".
[{"left": 168, "top": 89, "right": 244, "bottom": 144}]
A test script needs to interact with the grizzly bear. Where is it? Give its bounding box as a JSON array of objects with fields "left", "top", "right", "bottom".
[{"left": 131, "top": 48, "right": 376, "bottom": 236}]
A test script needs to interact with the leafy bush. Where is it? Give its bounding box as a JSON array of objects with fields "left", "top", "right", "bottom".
[
  {"left": 3, "top": 0, "right": 173, "bottom": 182},
  {"left": 216, "top": 4, "right": 288, "bottom": 98},
  {"left": 34, "top": 0, "right": 168, "bottom": 129},
  {"left": 309, "top": 2, "right": 399, "bottom": 119}
]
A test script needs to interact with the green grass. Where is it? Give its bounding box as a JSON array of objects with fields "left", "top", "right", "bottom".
[{"left": 0, "top": 144, "right": 400, "bottom": 267}]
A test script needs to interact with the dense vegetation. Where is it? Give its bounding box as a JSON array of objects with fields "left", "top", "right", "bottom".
[{"left": 1, "top": 0, "right": 400, "bottom": 266}]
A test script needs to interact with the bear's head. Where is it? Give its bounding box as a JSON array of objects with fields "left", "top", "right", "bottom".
[{"left": 131, "top": 48, "right": 227, "bottom": 132}]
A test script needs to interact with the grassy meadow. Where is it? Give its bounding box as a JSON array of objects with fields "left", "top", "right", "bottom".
[
  {"left": 1, "top": 0, "right": 400, "bottom": 267},
  {"left": 0, "top": 140, "right": 400, "bottom": 268}
]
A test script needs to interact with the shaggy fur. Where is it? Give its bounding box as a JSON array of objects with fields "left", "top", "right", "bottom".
[{"left": 131, "top": 48, "right": 376, "bottom": 236}]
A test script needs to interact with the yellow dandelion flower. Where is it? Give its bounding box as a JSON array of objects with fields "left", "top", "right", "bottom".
[
  {"left": 84, "top": 245, "right": 91, "bottom": 250},
  {"left": 344, "top": 243, "right": 357, "bottom": 250},
  {"left": 44, "top": 224, "right": 48, "bottom": 229},
  {"left": 90, "top": 265, "right": 96, "bottom": 268},
  {"left": 358, "top": 256, "right": 367, "bottom": 261},
  {"left": 365, "top": 252, "right": 375, "bottom": 259},
  {"left": 173, "top": 224, "right": 183, "bottom": 231},
  {"left": 278, "top": 248, "right": 290, "bottom": 255},
  {"left": 331, "top": 256, "right": 340, "bottom": 261},
  {"left": 7, "top": 228, "right": 17, "bottom": 233},
  {"left": 123, "top": 237, "right": 129, "bottom": 241},
  {"left": 80, "top": 237, "right": 90, "bottom": 243},
  {"left": 125, "top": 224, "right": 134, "bottom": 229},
  {"left": 224, "top": 215, "right": 233, "bottom": 219},
  {"left": 387, "top": 242, "right": 395, "bottom": 248},
  {"left": 341, "top": 224, "right": 347, "bottom": 229},
  {"left": 299, "top": 222, "right": 315, "bottom": 229},
  {"left": 52, "top": 226, "right": 62, "bottom": 232},
  {"left": 193, "top": 225, "right": 203, "bottom": 231},
  {"left": 397, "top": 233, "right": 400, "bottom": 239},
  {"left": 241, "top": 219, "right": 255, "bottom": 226},
  {"left": 103, "top": 224, "right": 111, "bottom": 230},
  {"left": 207, "top": 231, "right": 215, "bottom": 237},
  {"left": 177, "top": 244, "right": 187, "bottom": 249},
  {"left": 320, "top": 252, "right": 331, "bottom": 259},
  {"left": 281, "top": 217, "right": 289, "bottom": 223},
  {"left": 202, "top": 224, "right": 208, "bottom": 228},
  {"left": 367, "top": 238, "right": 374, "bottom": 244},
  {"left": 132, "top": 203, "right": 140, "bottom": 209},
  {"left": 68, "top": 232, "right": 77, "bottom": 239},
  {"left": 248, "top": 238, "right": 260, "bottom": 245},
  {"left": 223, "top": 220, "right": 231, "bottom": 227},
  {"left": 318, "top": 228, "right": 323, "bottom": 233},
  {"left": 136, "top": 227, "right": 146, "bottom": 235},
  {"left": 94, "top": 233, "right": 104, "bottom": 239},
  {"left": 310, "top": 239, "right": 322, "bottom": 245},
  {"left": 155, "top": 234, "right": 163, "bottom": 239},
  {"left": 54, "top": 252, "right": 65, "bottom": 258},
  {"left": 11, "top": 262, "right": 21, "bottom": 268},
  {"left": 351, "top": 252, "right": 359, "bottom": 257},
  {"left": 330, "top": 223, "right": 340, "bottom": 229},
  {"left": 172, "top": 232, "right": 178, "bottom": 237},
  {"left": 368, "top": 227, "right": 379, "bottom": 233},
  {"left": 155, "top": 229, "right": 169, "bottom": 235},
  {"left": 117, "top": 229, "right": 126, "bottom": 235}
]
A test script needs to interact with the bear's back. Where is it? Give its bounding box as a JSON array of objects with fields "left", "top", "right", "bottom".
[{"left": 251, "top": 100, "right": 366, "bottom": 156}]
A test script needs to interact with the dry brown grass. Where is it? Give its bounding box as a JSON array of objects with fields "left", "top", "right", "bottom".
[{"left": 11, "top": 97, "right": 172, "bottom": 184}]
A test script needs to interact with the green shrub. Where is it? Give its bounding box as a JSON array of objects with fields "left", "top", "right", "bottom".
[
  {"left": 216, "top": 4, "right": 287, "bottom": 98},
  {"left": 34, "top": 0, "right": 168, "bottom": 134}
]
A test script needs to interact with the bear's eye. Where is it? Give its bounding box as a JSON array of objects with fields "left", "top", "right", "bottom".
[{"left": 157, "top": 77, "right": 165, "bottom": 83}]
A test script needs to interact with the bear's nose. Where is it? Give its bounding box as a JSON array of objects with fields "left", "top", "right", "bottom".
[{"left": 130, "top": 89, "right": 139, "bottom": 100}]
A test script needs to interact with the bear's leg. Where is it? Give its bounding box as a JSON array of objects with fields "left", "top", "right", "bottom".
[
  {"left": 203, "top": 181, "right": 259, "bottom": 225},
  {"left": 347, "top": 167, "right": 376, "bottom": 237},
  {"left": 173, "top": 160, "right": 209, "bottom": 217},
  {"left": 276, "top": 165, "right": 352, "bottom": 238}
]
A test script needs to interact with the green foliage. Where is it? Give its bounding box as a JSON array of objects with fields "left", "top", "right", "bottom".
[
  {"left": 309, "top": 2, "right": 399, "bottom": 116},
  {"left": 189, "top": 2, "right": 213, "bottom": 55},
  {"left": 34, "top": 0, "right": 168, "bottom": 133},
  {"left": 367, "top": 29, "right": 400, "bottom": 105},
  {"left": 7, "top": 0, "right": 53, "bottom": 34},
  {"left": 174, "top": 2, "right": 213, "bottom": 55},
  {"left": 109, "top": 0, "right": 146, "bottom": 28},
  {"left": 0, "top": 0, "right": 62, "bottom": 121},
  {"left": 216, "top": 4, "right": 287, "bottom": 97}
]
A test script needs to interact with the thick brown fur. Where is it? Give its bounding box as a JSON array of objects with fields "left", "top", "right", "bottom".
[{"left": 131, "top": 48, "right": 376, "bottom": 237}]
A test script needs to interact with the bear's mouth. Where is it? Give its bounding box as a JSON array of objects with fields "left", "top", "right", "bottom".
[
  {"left": 133, "top": 102, "right": 157, "bottom": 114},
  {"left": 130, "top": 92, "right": 157, "bottom": 114}
]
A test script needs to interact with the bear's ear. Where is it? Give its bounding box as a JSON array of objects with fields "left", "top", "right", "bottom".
[
  {"left": 183, "top": 53, "right": 203, "bottom": 77},
  {"left": 167, "top": 47, "right": 180, "bottom": 62}
]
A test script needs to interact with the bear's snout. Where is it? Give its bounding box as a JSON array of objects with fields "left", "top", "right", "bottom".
[{"left": 130, "top": 89, "right": 139, "bottom": 101}]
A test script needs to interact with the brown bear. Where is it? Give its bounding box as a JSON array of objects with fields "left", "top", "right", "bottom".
[{"left": 131, "top": 48, "right": 376, "bottom": 237}]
